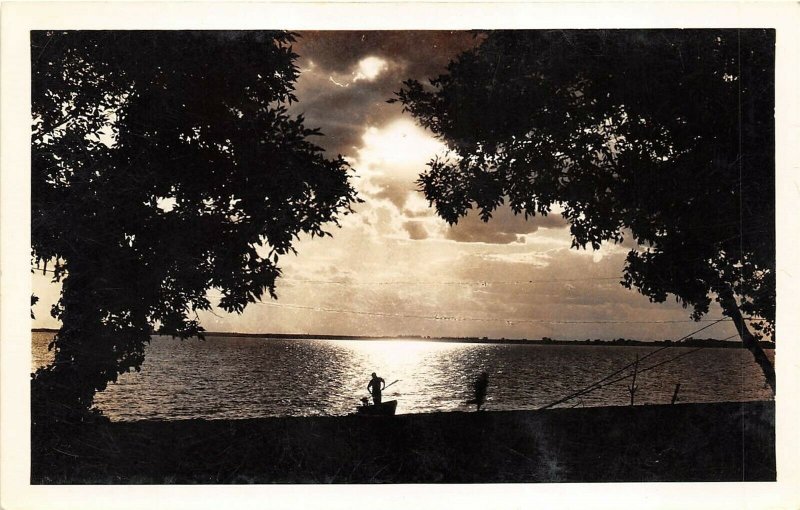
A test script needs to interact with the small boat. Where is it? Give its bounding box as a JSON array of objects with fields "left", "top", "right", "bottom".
[{"left": 356, "top": 399, "right": 398, "bottom": 416}]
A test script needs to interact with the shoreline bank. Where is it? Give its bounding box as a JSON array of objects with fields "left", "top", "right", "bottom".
[{"left": 32, "top": 400, "right": 775, "bottom": 483}]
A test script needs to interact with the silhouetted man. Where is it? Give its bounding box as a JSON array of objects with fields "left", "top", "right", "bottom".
[
  {"left": 466, "top": 371, "right": 489, "bottom": 411},
  {"left": 367, "top": 372, "right": 385, "bottom": 404},
  {"left": 473, "top": 371, "right": 489, "bottom": 411}
]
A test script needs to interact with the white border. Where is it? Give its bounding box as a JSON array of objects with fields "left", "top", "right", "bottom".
[{"left": 2, "top": 2, "right": 799, "bottom": 509}]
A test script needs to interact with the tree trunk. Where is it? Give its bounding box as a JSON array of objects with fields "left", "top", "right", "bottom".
[
  {"left": 32, "top": 265, "right": 124, "bottom": 426},
  {"left": 31, "top": 268, "right": 104, "bottom": 427},
  {"left": 717, "top": 284, "right": 776, "bottom": 394}
]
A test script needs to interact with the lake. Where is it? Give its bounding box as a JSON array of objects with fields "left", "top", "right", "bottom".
[{"left": 32, "top": 332, "right": 774, "bottom": 421}]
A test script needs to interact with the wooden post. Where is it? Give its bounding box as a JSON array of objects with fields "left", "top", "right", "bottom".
[
  {"left": 628, "top": 354, "right": 639, "bottom": 406},
  {"left": 671, "top": 383, "right": 681, "bottom": 404}
]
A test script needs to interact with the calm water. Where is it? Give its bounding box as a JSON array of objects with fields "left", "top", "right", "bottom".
[{"left": 32, "top": 332, "right": 773, "bottom": 421}]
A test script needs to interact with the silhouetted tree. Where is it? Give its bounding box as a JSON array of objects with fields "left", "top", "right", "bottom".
[
  {"left": 394, "top": 30, "right": 775, "bottom": 391},
  {"left": 31, "top": 31, "right": 359, "bottom": 423}
]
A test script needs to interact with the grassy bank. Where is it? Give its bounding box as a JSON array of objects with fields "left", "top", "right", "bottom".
[{"left": 32, "top": 400, "right": 774, "bottom": 484}]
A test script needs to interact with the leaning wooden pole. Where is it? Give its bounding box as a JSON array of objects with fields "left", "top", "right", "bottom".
[
  {"left": 628, "top": 354, "right": 639, "bottom": 406},
  {"left": 671, "top": 383, "right": 681, "bottom": 404},
  {"left": 717, "top": 284, "right": 776, "bottom": 394}
]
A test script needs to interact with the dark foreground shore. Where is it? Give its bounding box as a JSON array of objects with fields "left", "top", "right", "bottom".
[{"left": 32, "top": 401, "right": 774, "bottom": 484}]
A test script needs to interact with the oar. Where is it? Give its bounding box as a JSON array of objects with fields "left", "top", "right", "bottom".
[
  {"left": 383, "top": 379, "right": 401, "bottom": 391},
  {"left": 363, "top": 380, "right": 401, "bottom": 404}
]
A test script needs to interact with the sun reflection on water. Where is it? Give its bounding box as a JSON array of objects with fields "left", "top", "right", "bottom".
[
  {"left": 330, "top": 339, "right": 478, "bottom": 414},
  {"left": 32, "top": 333, "right": 774, "bottom": 421}
]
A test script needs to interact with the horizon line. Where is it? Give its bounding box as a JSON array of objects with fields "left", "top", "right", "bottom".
[{"left": 31, "top": 328, "right": 770, "bottom": 346}]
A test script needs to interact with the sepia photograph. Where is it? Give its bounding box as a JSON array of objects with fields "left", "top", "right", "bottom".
[{"left": 2, "top": 2, "right": 799, "bottom": 509}]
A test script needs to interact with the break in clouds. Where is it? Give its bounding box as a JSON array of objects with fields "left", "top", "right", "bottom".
[{"left": 289, "top": 31, "right": 571, "bottom": 247}]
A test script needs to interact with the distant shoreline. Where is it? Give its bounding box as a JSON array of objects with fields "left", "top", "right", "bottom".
[{"left": 32, "top": 327, "right": 775, "bottom": 349}]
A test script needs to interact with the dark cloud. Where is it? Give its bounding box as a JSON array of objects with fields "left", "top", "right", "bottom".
[
  {"left": 292, "top": 31, "right": 482, "bottom": 77},
  {"left": 403, "top": 221, "right": 429, "bottom": 240},
  {"left": 288, "top": 31, "right": 481, "bottom": 158},
  {"left": 445, "top": 206, "right": 569, "bottom": 244},
  {"left": 290, "top": 61, "right": 405, "bottom": 157}
]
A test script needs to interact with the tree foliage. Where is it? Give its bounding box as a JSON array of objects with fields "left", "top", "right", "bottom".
[
  {"left": 394, "top": 30, "right": 775, "bottom": 389},
  {"left": 31, "top": 31, "right": 359, "bottom": 420}
]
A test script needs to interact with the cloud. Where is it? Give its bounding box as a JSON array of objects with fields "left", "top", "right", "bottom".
[
  {"left": 292, "top": 31, "right": 482, "bottom": 77},
  {"left": 234, "top": 33, "right": 737, "bottom": 340},
  {"left": 403, "top": 221, "right": 429, "bottom": 240},
  {"left": 291, "top": 78, "right": 398, "bottom": 156},
  {"left": 478, "top": 252, "right": 552, "bottom": 267},
  {"left": 445, "top": 206, "right": 569, "bottom": 244},
  {"left": 353, "top": 56, "right": 389, "bottom": 82},
  {"left": 34, "top": 32, "right": 739, "bottom": 343},
  {"left": 288, "top": 31, "right": 481, "bottom": 158},
  {"left": 330, "top": 120, "right": 447, "bottom": 241},
  {"left": 357, "top": 121, "right": 444, "bottom": 173},
  {"left": 341, "top": 114, "right": 573, "bottom": 246},
  {"left": 352, "top": 120, "right": 446, "bottom": 209}
]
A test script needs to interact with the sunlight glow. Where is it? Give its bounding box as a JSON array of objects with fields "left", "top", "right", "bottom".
[
  {"left": 353, "top": 56, "right": 389, "bottom": 82},
  {"left": 357, "top": 119, "right": 446, "bottom": 172},
  {"left": 341, "top": 339, "right": 470, "bottom": 407},
  {"left": 352, "top": 339, "right": 458, "bottom": 363}
]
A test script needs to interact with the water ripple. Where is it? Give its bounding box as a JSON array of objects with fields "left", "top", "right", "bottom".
[{"left": 32, "top": 333, "right": 773, "bottom": 421}]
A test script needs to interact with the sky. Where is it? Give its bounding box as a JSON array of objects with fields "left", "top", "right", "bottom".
[{"left": 31, "top": 31, "right": 739, "bottom": 341}]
